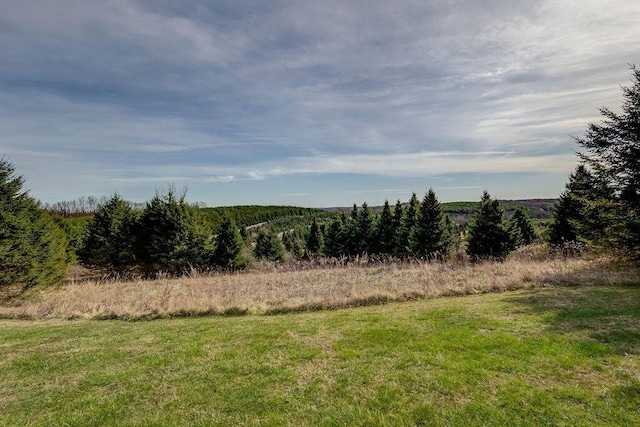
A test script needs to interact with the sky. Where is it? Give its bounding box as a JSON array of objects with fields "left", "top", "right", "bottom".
[{"left": 1, "top": 0, "right": 639, "bottom": 207}]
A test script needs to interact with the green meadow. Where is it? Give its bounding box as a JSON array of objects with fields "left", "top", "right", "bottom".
[{"left": 2, "top": 284, "right": 639, "bottom": 426}]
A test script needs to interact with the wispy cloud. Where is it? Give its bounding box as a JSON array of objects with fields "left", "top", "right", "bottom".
[{"left": 1, "top": 0, "right": 639, "bottom": 205}]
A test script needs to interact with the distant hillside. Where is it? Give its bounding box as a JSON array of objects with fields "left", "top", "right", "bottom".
[
  {"left": 326, "top": 199, "right": 557, "bottom": 225},
  {"left": 201, "top": 205, "right": 332, "bottom": 230}
]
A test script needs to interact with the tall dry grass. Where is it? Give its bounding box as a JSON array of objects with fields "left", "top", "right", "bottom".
[{"left": 1, "top": 253, "right": 638, "bottom": 320}]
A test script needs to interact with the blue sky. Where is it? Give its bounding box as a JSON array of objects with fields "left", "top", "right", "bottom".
[{"left": 2, "top": 0, "right": 639, "bottom": 207}]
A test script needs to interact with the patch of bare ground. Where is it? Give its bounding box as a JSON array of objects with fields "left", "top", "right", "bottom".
[{"left": 1, "top": 254, "right": 638, "bottom": 320}]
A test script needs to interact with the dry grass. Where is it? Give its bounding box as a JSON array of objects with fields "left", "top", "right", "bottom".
[{"left": 2, "top": 254, "right": 638, "bottom": 320}]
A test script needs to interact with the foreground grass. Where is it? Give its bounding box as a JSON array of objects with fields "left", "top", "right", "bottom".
[
  {"left": 2, "top": 256, "right": 639, "bottom": 319},
  {"left": 2, "top": 285, "right": 639, "bottom": 426}
]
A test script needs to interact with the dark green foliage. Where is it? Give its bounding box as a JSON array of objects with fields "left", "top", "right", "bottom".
[
  {"left": 213, "top": 218, "right": 248, "bottom": 270},
  {"left": 52, "top": 215, "right": 91, "bottom": 263},
  {"left": 549, "top": 164, "right": 614, "bottom": 247},
  {"left": 136, "top": 189, "right": 214, "bottom": 274},
  {"left": 409, "top": 189, "right": 449, "bottom": 258},
  {"left": 549, "top": 192, "right": 579, "bottom": 244},
  {"left": 80, "top": 194, "right": 138, "bottom": 271},
  {"left": 0, "top": 159, "right": 68, "bottom": 292},
  {"left": 573, "top": 65, "right": 640, "bottom": 258},
  {"left": 371, "top": 200, "right": 396, "bottom": 255},
  {"left": 200, "top": 205, "right": 331, "bottom": 230},
  {"left": 466, "top": 191, "right": 512, "bottom": 261},
  {"left": 306, "top": 218, "right": 323, "bottom": 255},
  {"left": 508, "top": 207, "right": 537, "bottom": 248},
  {"left": 322, "top": 217, "right": 345, "bottom": 258},
  {"left": 282, "top": 229, "right": 306, "bottom": 259},
  {"left": 253, "top": 228, "right": 285, "bottom": 262},
  {"left": 357, "top": 202, "right": 374, "bottom": 253},
  {"left": 396, "top": 193, "right": 419, "bottom": 256}
]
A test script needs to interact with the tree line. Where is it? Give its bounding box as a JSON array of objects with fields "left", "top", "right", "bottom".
[{"left": 277, "top": 189, "right": 536, "bottom": 261}]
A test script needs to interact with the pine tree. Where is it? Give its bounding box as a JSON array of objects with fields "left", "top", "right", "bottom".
[
  {"left": 306, "top": 218, "right": 323, "bottom": 255},
  {"left": 0, "top": 159, "right": 68, "bottom": 293},
  {"left": 80, "top": 194, "right": 137, "bottom": 271},
  {"left": 253, "top": 228, "right": 285, "bottom": 262},
  {"left": 214, "top": 218, "right": 248, "bottom": 270},
  {"left": 357, "top": 202, "right": 374, "bottom": 254},
  {"left": 409, "top": 188, "right": 448, "bottom": 258},
  {"left": 372, "top": 200, "right": 396, "bottom": 255},
  {"left": 396, "top": 193, "right": 419, "bottom": 256},
  {"left": 508, "top": 207, "right": 537, "bottom": 248},
  {"left": 466, "top": 191, "right": 511, "bottom": 261},
  {"left": 574, "top": 65, "right": 640, "bottom": 258},
  {"left": 322, "top": 217, "right": 344, "bottom": 258},
  {"left": 549, "top": 192, "right": 578, "bottom": 244},
  {"left": 392, "top": 200, "right": 404, "bottom": 256},
  {"left": 135, "top": 188, "right": 213, "bottom": 274}
]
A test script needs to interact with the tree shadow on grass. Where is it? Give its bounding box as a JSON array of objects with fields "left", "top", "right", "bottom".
[{"left": 505, "top": 262, "right": 640, "bottom": 357}]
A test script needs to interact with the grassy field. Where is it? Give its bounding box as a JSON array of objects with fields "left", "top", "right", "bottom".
[{"left": 2, "top": 282, "right": 640, "bottom": 426}]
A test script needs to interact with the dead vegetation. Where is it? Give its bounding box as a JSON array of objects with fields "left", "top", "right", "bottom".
[{"left": 1, "top": 251, "right": 638, "bottom": 320}]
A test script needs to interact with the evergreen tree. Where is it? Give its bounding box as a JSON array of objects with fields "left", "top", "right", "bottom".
[
  {"left": 253, "top": 228, "right": 284, "bottom": 262},
  {"left": 0, "top": 159, "right": 68, "bottom": 292},
  {"left": 409, "top": 188, "right": 448, "bottom": 258},
  {"left": 214, "top": 218, "right": 248, "bottom": 270},
  {"left": 306, "top": 218, "right": 323, "bottom": 255},
  {"left": 396, "top": 193, "right": 419, "bottom": 256},
  {"left": 549, "top": 164, "right": 613, "bottom": 246},
  {"left": 357, "top": 202, "right": 374, "bottom": 253},
  {"left": 508, "top": 207, "right": 537, "bottom": 248},
  {"left": 135, "top": 189, "right": 213, "bottom": 274},
  {"left": 372, "top": 200, "right": 396, "bottom": 255},
  {"left": 80, "top": 194, "right": 137, "bottom": 271},
  {"left": 442, "top": 214, "right": 458, "bottom": 254},
  {"left": 574, "top": 65, "right": 640, "bottom": 258},
  {"left": 549, "top": 191, "right": 578, "bottom": 244},
  {"left": 392, "top": 200, "right": 404, "bottom": 256},
  {"left": 282, "top": 230, "right": 305, "bottom": 259},
  {"left": 466, "top": 191, "right": 512, "bottom": 261},
  {"left": 322, "top": 217, "right": 344, "bottom": 258}
]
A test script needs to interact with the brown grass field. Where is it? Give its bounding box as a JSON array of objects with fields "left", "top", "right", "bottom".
[{"left": 2, "top": 250, "right": 638, "bottom": 320}]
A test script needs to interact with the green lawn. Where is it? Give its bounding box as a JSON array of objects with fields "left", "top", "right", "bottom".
[{"left": 2, "top": 285, "right": 639, "bottom": 426}]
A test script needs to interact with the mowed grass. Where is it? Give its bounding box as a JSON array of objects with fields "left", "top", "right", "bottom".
[{"left": 2, "top": 285, "right": 640, "bottom": 426}]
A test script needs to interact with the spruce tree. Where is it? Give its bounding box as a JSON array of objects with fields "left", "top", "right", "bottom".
[
  {"left": 253, "top": 228, "right": 285, "bottom": 262},
  {"left": 574, "top": 65, "right": 640, "bottom": 258},
  {"left": 214, "top": 218, "right": 248, "bottom": 270},
  {"left": 322, "top": 217, "right": 344, "bottom": 258},
  {"left": 135, "top": 189, "right": 213, "bottom": 274},
  {"left": 549, "top": 192, "right": 578, "bottom": 244},
  {"left": 508, "top": 207, "right": 537, "bottom": 248},
  {"left": 392, "top": 200, "right": 404, "bottom": 256},
  {"left": 0, "top": 159, "right": 68, "bottom": 293},
  {"left": 306, "top": 218, "right": 323, "bottom": 255},
  {"left": 80, "top": 194, "right": 137, "bottom": 271},
  {"left": 372, "top": 200, "right": 396, "bottom": 255},
  {"left": 466, "top": 191, "right": 511, "bottom": 261},
  {"left": 396, "top": 193, "right": 419, "bottom": 256},
  {"left": 357, "top": 202, "right": 374, "bottom": 254},
  {"left": 409, "top": 188, "right": 448, "bottom": 258}
]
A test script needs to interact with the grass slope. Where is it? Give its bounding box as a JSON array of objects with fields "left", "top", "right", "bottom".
[{"left": 2, "top": 285, "right": 639, "bottom": 426}]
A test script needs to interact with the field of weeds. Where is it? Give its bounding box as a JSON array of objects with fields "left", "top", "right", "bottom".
[{"left": 2, "top": 253, "right": 638, "bottom": 320}]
